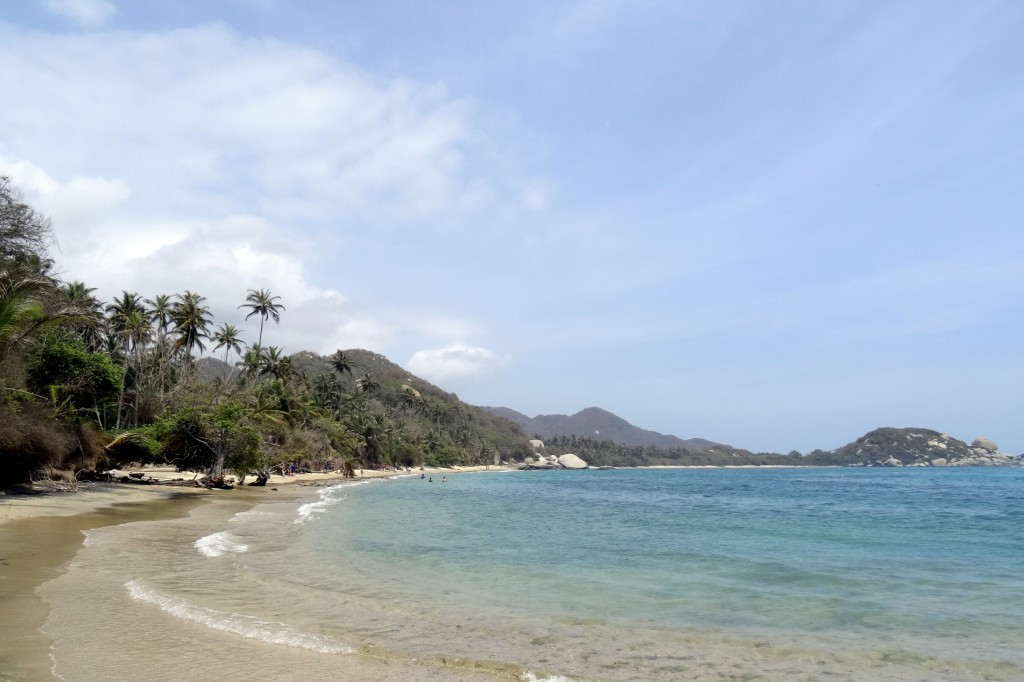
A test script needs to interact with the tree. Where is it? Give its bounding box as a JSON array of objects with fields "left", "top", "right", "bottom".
[
  {"left": 258, "top": 345, "right": 293, "bottom": 382},
  {"left": 0, "top": 265, "right": 50, "bottom": 361},
  {"left": 212, "top": 323, "right": 244, "bottom": 377},
  {"left": 1, "top": 176, "right": 53, "bottom": 265},
  {"left": 144, "top": 294, "right": 173, "bottom": 395},
  {"left": 356, "top": 372, "right": 380, "bottom": 395},
  {"left": 329, "top": 349, "right": 357, "bottom": 379},
  {"left": 170, "top": 290, "right": 212, "bottom": 374},
  {"left": 27, "top": 339, "right": 122, "bottom": 426},
  {"left": 239, "top": 288, "right": 284, "bottom": 348},
  {"left": 105, "top": 291, "right": 146, "bottom": 345},
  {"left": 237, "top": 346, "right": 261, "bottom": 381},
  {"left": 62, "top": 281, "right": 105, "bottom": 350},
  {"left": 152, "top": 402, "right": 260, "bottom": 486},
  {"left": 114, "top": 309, "right": 152, "bottom": 429}
]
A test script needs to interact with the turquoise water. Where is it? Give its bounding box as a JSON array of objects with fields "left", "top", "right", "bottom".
[
  {"left": 41, "top": 467, "right": 1024, "bottom": 681},
  {"left": 307, "top": 469, "right": 1024, "bottom": 660}
]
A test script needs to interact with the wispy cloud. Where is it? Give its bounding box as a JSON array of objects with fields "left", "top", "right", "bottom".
[
  {"left": 39, "top": 0, "right": 118, "bottom": 28},
  {"left": 0, "top": 23, "right": 507, "bottom": 357}
]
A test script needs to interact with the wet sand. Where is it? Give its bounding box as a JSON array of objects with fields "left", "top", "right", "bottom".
[
  {"left": 0, "top": 487, "right": 208, "bottom": 680},
  {"left": 0, "top": 466, "right": 508, "bottom": 681}
]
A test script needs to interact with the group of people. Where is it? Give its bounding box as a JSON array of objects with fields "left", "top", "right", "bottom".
[{"left": 420, "top": 473, "right": 447, "bottom": 483}]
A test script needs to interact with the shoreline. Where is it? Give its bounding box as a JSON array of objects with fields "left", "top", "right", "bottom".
[
  {"left": 0, "top": 464, "right": 509, "bottom": 681},
  {"left": 3, "top": 466, "right": 1019, "bottom": 681}
]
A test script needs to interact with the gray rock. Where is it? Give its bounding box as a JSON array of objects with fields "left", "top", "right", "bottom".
[
  {"left": 557, "top": 453, "right": 588, "bottom": 470},
  {"left": 971, "top": 437, "right": 998, "bottom": 452},
  {"left": 883, "top": 457, "right": 902, "bottom": 467},
  {"left": 930, "top": 458, "right": 947, "bottom": 467}
]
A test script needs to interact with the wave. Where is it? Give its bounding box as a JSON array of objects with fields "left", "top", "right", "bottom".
[
  {"left": 194, "top": 531, "right": 249, "bottom": 557},
  {"left": 294, "top": 480, "right": 373, "bottom": 525},
  {"left": 125, "top": 579, "right": 351, "bottom": 654},
  {"left": 520, "top": 673, "right": 577, "bottom": 682}
]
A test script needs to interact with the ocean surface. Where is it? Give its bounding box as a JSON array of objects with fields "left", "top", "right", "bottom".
[{"left": 39, "top": 467, "right": 1024, "bottom": 681}]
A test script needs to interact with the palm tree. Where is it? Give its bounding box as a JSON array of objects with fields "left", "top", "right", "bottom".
[
  {"left": 115, "top": 310, "right": 152, "bottom": 429},
  {"left": 212, "top": 323, "right": 245, "bottom": 377},
  {"left": 144, "top": 294, "right": 173, "bottom": 395},
  {"left": 105, "top": 291, "right": 146, "bottom": 348},
  {"left": 0, "top": 265, "right": 49, "bottom": 360},
  {"left": 62, "top": 281, "right": 104, "bottom": 350},
  {"left": 170, "top": 290, "right": 212, "bottom": 377},
  {"left": 237, "top": 346, "right": 262, "bottom": 382},
  {"left": 356, "top": 372, "right": 380, "bottom": 395},
  {"left": 329, "top": 349, "right": 357, "bottom": 379},
  {"left": 312, "top": 373, "right": 343, "bottom": 413},
  {"left": 258, "top": 345, "right": 292, "bottom": 382},
  {"left": 239, "top": 288, "right": 284, "bottom": 348},
  {"left": 145, "top": 294, "right": 172, "bottom": 335}
]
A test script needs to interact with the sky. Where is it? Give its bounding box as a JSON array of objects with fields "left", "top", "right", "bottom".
[{"left": 1, "top": 0, "right": 1022, "bottom": 454}]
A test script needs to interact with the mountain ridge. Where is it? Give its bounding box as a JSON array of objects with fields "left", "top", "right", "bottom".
[{"left": 483, "top": 405, "right": 721, "bottom": 451}]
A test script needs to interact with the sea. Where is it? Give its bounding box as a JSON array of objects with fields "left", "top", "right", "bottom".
[{"left": 38, "top": 467, "right": 1024, "bottom": 681}]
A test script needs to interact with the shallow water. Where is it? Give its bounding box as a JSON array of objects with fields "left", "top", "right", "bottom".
[{"left": 39, "top": 468, "right": 1024, "bottom": 681}]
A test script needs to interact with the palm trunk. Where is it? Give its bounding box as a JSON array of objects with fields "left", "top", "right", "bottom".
[{"left": 115, "top": 353, "right": 129, "bottom": 431}]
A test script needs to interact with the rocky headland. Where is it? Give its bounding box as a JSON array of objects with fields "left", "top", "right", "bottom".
[{"left": 831, "top": 428, "right": 1020, "bottom": 467}]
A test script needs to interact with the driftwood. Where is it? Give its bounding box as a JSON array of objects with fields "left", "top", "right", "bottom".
[
  {"left": 247, "top": 469, "right": 270, "bottom": 486},
  {"left": 199, "top": 475, "right": 234, "bottom": 490}
]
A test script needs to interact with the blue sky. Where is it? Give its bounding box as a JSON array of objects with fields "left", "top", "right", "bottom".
[{"left": 2, "top": 0, "right": 1022, "bottom": 453}]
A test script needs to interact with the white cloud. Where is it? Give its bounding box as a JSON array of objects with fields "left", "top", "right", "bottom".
[
  {"left": 0, "top": 24, "right": 489, "bottom": 227},
  {"left": 40, "top": 0, "right": 118, "bottom": 28},
  {"left": 407, "top": 343, "right": 512, "bottom": 382},
  {"left": 0, "top": 23, "right": 514, "bottom": 360}
]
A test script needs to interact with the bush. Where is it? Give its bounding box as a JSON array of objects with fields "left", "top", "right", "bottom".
[
  {"left": 425, "top": 445, "right": 466, "bottom": 468},
  {"left": 27, "top": 340, "right": 121, "bottom": 420}
]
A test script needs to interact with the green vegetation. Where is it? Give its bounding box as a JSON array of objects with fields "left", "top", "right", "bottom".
[
  {"left": 0, "top": 177, "right": 532, "bottom": 487},
  {"left": 540, "top": 434, "right": 869, "bottom": 467}
]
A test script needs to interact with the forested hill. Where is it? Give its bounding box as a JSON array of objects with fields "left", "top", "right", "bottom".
[
  {"left": 484, "top": 406, "right": 721, "bottom": 450},
  {"left": 288, "top": 349, "right": 533, "bottom": 459}
]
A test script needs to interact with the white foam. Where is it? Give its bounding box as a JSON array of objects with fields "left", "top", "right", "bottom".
[
  {"left": 293, "top": 482, "right": 358, "bottom": 525},
  {"left": 125, "top": 579, "right": 351, "bottom": 654},
  {"left": 193, "top": 531, "right": 249, "bottom": 557},
  {"left": 229, "top": 510, "right": 277, "bottom": 522}
]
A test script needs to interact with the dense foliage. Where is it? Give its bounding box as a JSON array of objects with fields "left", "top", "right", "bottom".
[{"left": 0, "top": 177, "right": 533, "bottom": 486}]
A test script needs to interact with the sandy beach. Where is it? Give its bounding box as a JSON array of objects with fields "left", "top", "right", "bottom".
[{"left": 0, "top": 465, "right": 508, "bottom": 681}]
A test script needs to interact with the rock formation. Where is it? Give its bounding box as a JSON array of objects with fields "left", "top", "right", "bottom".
[{"left": 520, "top": 453, "right": 589, "bottom": 470}]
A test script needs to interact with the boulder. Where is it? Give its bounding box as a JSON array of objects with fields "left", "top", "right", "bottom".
[
  {"left": 930, "top": 458, "right": 947, "bottom": 467},
  {"left": 557, "top": 453, "right": 588, "bottom": 470},
  {"left": 971, "top": 437, "right": 998, "bottom": 452},
  {"left": 882, "top": 457, "right": 902, "bottom": 467}
]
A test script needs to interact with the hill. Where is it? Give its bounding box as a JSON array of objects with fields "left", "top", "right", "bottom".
[
  {"left": 816, "top": 427, "right": 1019, "bottom": 467},
  {"left": 287, "top": 349, "right": 534, "bottom": 461},
  {"left": 484, "top": 406, "right": 721, "bottom": 450}
]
